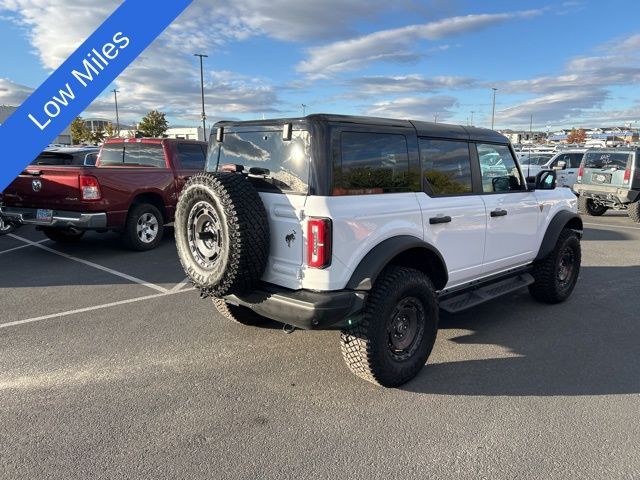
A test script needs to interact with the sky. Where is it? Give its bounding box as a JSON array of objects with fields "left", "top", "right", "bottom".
[{"left": 0, "top": 0, "right": 639, "bottom": 132}]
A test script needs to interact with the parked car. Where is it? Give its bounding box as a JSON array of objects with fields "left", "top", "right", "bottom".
[
  {"left": 0, "top": 138, "right": 208, "bottom": 250},
  {"left": 173, "top": 114, "right": 582, "bottom": 388},
  {"left": 573, "top": 148, "right": 640, "bottom": 221},
  {"left": 521, "top": 150, "right": 585, "bottom": 189}
]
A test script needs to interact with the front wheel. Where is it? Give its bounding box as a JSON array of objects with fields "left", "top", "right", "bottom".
[
  {"left": 340, "top": 266, "right": 439, "bottom": 388},
  {"left": 628, "top": 201, "right": 640, "bottom": 223},
  {"left": 529, "top": 229, "right": 581, "bottom": 304},
  {"left": 41, "top": 227, "right": 85, "bottom": 243},
  {"left": 578, "top": 196, "right": 607, "bottom": 216}
]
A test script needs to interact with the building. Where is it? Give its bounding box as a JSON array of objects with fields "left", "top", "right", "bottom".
[
  {"left": 1, "top": 105, "right": 72, "bottom": 144},
  {"left": 500, "top": 129, "right": 547, "bottom": 144},
  {"left": 118, "top": 126, "right": 208, "bottom": 141}
]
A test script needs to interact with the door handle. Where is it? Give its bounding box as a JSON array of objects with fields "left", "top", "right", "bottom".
[
  {"left": 490, "top": 209, "right": 508, "bottom": 217},
  {"left": 429, "top": 215, "right": 452, "bottom": 225}
]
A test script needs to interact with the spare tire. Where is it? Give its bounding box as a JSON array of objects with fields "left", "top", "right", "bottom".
[{"left": 175, "top": 172, "right": 270, "bottom": 297}]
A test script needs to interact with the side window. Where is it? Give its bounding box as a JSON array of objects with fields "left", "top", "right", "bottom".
[
  {"left": 570, "top": 153, "right": 584, "bottom": 168},
  {"left": 124, "top": 143, "right": 166, "bottom": 167},
  {"left": 477, "top": 143, "right": 523, "bottom": 193},
  {"left": 551, "top": 154, "right": 569, "bottom": 169},
  {"left": 335, "top": 132, "right": 410, "bottom": 195},
  {"left": 419, "top": 138, "right": 473, "bottom": 196},
  {"left": 176, "top": 143, "right": 206, "bottom": 170},
  {"left": 98, "top": 144, "right": 124, "bottom": 166}
]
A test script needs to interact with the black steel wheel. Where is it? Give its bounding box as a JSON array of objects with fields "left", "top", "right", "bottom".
[
  {"left": 578, "top": 196, "right": 607, "bottom": 216},
  {"left": 529, "top": 229, "right": 581, "bottom": 304},
  {"left": 340, "top": 266, "right": 438, "bottom": 388}
]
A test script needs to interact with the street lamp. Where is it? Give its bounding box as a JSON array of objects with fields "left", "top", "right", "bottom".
[
  {"left": 111, "top": 89, "right": 120, "bottom": 135},
  {"left": 470, "top": 110, "right": 474, "bottom": 126},
  {"left": 301, "top": 104, "right": 307, "bottom": 116},
  {"left": 194, "top": 53, "right": 208, "bottom": 141},
  {"left": 491, "top": 88, "right": 498, "bottom": 130}
]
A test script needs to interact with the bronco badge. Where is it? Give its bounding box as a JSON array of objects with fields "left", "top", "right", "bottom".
[{"left": 285, "top": 230, "right": 296, "bottom": 247}]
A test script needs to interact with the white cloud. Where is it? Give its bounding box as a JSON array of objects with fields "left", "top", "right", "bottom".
[
  {"left": 367, "top": 95, "right": 458, "bottom": 120},
  {"left": 348, "top": 74, "right": 476, "bottom": 97},
  {"left": 0, "top": 78, "right": 33, "bottom": 105},
  {"left": 296, "top": 9, "right": 545, "bottom": 77}
]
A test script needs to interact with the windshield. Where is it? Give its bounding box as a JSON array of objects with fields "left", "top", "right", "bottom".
[
  {"left": 519, "top": 154, "right": 553, "bottom": 166},
  {"left": 207, "top": 130, "right": 310, "bottom": 194},
  {"left": 584, "top": 151, "right": 633, "bottom": 169}
]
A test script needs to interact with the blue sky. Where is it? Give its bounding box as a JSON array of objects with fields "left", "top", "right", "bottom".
[{"left": 0, "top": 0, "right": 639, "bottom": 131}]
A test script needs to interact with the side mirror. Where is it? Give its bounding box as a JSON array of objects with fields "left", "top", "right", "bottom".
[
  {"left": 528, "top": 170, "right": 556, "bottom": 190},
  {"left": 83, "top": 152, "right": 98, "bottom": 167},
  {"left": 554, "top": 160, "right": 567, "bottom": 170}
]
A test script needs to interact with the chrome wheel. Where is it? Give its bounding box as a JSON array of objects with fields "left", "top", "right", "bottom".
[
  {"left": 0, "top": 217, "right": 14, "bottom": 235},
  {"left": 136, "top": 212, "right": 159, "bottom": 244},
  {"left": 187, "top": 201, "right": 224, "bottom": 270}
]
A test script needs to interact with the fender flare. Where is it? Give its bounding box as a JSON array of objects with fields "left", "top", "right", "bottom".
[
  {"left": 535, "top": 210, "right": 583, "bottom": 261},
  {"left": 346, "top": 235, "right": 448, "bottom": 291}
]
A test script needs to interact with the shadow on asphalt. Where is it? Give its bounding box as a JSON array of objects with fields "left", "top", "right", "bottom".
[
  {"left": 404, "top": 266, "right": 640, "bottom": 396},
  {"left": 581, "top": 228, "right": 632, "bottom": 241}
]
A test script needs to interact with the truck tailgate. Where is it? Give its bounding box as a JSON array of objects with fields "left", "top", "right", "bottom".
[{"left": 2, "top": 167, "right": 84, "bottom": 210}]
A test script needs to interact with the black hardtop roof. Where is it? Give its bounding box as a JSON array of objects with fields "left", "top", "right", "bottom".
[{"left": 215, "top": 114, "right": 509, "bottom": 144}]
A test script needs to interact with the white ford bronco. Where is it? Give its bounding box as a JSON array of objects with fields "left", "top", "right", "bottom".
[{"left": 174, "top": 115, "right": 582, "bottom": 387}]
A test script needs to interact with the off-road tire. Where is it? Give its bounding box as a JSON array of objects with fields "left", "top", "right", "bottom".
[
  {"left": 628, "top": 201, "right": 640, "bottom": 223},
  {"left": 578, "top": 196, "right": 607, "bottom": 216},
  {"left": 340, "top": 266, "right": 439, "bottom": 388},
  {"left": 529, "top": 229, "right": 581, "bottom": 304},
  {"left": 174, "top": 172, "right": 269, "bottom": 297},
  {"left": 212, "top": 297, "right": 266, "bottom": 326},
  {"left": 41, "top": 227, "right": 85, "bottom": 243},
  {"left": 122, "top": 203, "right": 164, "bottom": 251}
]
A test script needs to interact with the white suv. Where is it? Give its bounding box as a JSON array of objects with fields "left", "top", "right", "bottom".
[{"left": 174, "top": 115, "right": 583, "bottom": 388}]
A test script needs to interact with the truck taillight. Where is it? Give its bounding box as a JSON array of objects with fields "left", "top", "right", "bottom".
[
  {"left": 577, "top": 165, "right": 584, "bottom": 182},
  {"left": 624, "top": 167, "right": 631, "bottom": 184},
  {"left": 79, "top": 175, "right": 101, "bottom": 201},
  {"left": 307, "top": 218, "right": 332, "bottom": 269}
]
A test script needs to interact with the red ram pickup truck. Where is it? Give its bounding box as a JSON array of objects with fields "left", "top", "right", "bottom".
[{"left": 0, "top": 138, "right": 208, "bottom": 250}]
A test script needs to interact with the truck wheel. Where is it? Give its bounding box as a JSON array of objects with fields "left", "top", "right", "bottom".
[
  {"left": 529, "top": 229, "right": 581, "bottom": 304},
  {"left": 578, "top": 196, "right": 607, "bottom": 216},
  {"left": 41, "top": 227, "right": 85, "bottom": 243},
  {"left": 340, "top": 266, "right": 438, "bottom": 388},
  {"left": 122, "top": 203, "right": 164, "bottom": 251},
  {"left": 213, "top": 298, "right": 266, "bottom": 326},
  {"left": 628, "top": 201, "right": 640, "bottom": 223},
  {"left": 174, "top": 172, "right": 269, "bottom": 297},
  {"left": 0, "top": 217, "right": 14, "bottom": 236}
]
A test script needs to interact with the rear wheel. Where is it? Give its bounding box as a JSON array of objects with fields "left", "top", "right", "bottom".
[
  {"left": 41, "top": 227, "right": 85, "bottom": 243},
  {"left": 0, "top": 217, "right": 14, "bottom": 236},
  {"left": 212, "top": 298, "right": 266, "bottom": 326},
  {"left": 122, "top": 203, "right": 164, "bottom": 251},
  {"left": 340, "top": 266, "right": 438, "bottom": 388},
  {"left": 529, "top": 229, "right": 581, "bottom": 304},
  {"left": 578, "top": 196, "right": 607, "bottom": 216},
  {"left": 628, "top": 201, "right": 640, "bottom": 223}
]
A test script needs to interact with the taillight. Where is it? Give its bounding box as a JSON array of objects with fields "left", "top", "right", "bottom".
[
  {"left": 624, "top": 167, "right": 631, "bottom": 185},
  {"left": 307, "top": 218, "right": 332, "bottom": 269},
  {"left": 79, "top": 175, "right": 101, "bottom": 201},
  {"left": 577, "top": 165, "right": 584, "bottom": 182}
]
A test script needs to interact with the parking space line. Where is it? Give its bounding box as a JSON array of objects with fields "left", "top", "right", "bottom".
[
  {"left": 584, "top": 222, "right": 640, "bottom": 231},
  {"left": 169, "top": 277, "right": 191, "bottom": 292},
  {"left": 8, "top": 234, "right": 168, "bottom": 293},
  {"left": 0, "top": 239, "right": 50, "bottom": 256},
  {"left": 0, "top": 287, "right": 194, "bottom": 330}
]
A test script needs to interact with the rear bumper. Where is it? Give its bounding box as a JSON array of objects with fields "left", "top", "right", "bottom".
[
  {"left": 0, "top": 206, "right": 107, "bottom": 229},
  {"left": 224, "top": 284, "right": 366, "bottom": 330},
  {"left": 573, "top": 183, "right": 639, "bottom": 204}
]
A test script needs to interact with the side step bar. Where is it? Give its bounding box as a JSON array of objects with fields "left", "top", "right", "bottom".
[{"left": 438, "top": 273, "right": 534, "bottom": 314}]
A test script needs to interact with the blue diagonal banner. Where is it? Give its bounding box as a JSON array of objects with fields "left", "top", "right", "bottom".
[{"left": 0, "top": 0, "right": 192, "bottom": 191}]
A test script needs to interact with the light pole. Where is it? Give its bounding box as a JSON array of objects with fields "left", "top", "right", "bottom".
[
  {"left": 194, "top": 53, "right": 208, "bottom": 141},
  {"left": 301, "top": 104, "right": 307, "bottom": 116},
  {"left": 491, "top": 88, "right": 498, "bottom": 130},
  {"left": 111, "top": 89, "right": 120, "bottom": 135},
  {"left": 434, "top": 113, "right": 438, "bottom": 123},
  {"left": 470, "top": 110, "right": 474, "bottom": 126}
]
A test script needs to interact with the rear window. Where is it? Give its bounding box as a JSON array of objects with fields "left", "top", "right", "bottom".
[
  {"left": 208, "top": 130, "right": 310, "bottom": 194},
  {"left": 176, "top": 143, "right": 206, "bottom": 170},
  {"left": 419, "top": 138, "right": 472, "bottom": 196},
  {"left": 584, "top": 151, "right": 633, "bottom": 169},
  {"left": 334, "top": 132, "right": 410, "bottom": 195},
  {"left": 30, "top": 152, "right": 92, "bottom": 166},
  {"left": 99, "top": 143, "right": 166, "bottom": 167}
]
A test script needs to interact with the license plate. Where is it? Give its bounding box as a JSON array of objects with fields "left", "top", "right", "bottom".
[
  {"left": 591, "top": 173, "right": 611, "bottom": 184},
  {"left": 36, "top": 209, "right": 53, "bottom": 223}
]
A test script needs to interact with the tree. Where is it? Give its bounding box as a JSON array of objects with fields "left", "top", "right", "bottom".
[
  {"left": 91, "top": 127, "right": 105, "bottom": 144},
  {"left": 104, "top": 122, "right": 116, "bottom": 139},
  {"left": 567, "top": 128, "right": 586, "bottom": 144},
  {"left": 138, "top": 110, "right": 169, "bottom": 137},
  {"left": 70, "top": 117, "right": 91, "bottom": 144}
]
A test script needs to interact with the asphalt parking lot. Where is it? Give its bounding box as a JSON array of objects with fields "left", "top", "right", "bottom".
[{"left": 1, "top": 215, "right": 639, "bottom": 479}]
